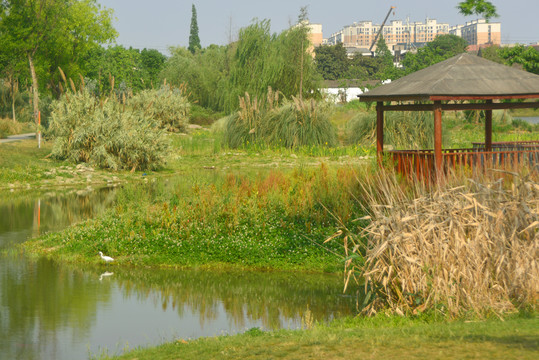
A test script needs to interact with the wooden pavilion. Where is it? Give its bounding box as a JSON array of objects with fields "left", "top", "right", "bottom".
[{"left": 358, "top": 53, "right": 539, "bottom": 179}]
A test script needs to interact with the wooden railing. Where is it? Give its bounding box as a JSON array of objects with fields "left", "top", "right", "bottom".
[
  {"left": 472, "top": 140, "right": 539, "bottom": 150},
  {"left": 389, "top": 142, "right": 539, "bottom": 180}
]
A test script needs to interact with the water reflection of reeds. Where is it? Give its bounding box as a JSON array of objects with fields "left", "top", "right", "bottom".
[
  {"left": 0, "top": 187, "right": 117, "bottom": 246},
  {"left": 111, "top": 268, "right": 355, "bottom": 330}
]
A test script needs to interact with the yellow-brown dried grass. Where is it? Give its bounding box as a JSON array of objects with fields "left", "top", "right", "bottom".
[{"left": 343, "top": 170, "right": 538, "bottom": 318}]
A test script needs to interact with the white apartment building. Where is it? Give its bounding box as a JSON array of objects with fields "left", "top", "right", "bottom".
[
  {"left": 326, "top": 18, "right": 450, "bottom": 52},
  {"left": 306, "top": 22, "right": 324, "bottom": 47},
  {"left": 449, "top": 19, "right": 501, "bottom": 51}
]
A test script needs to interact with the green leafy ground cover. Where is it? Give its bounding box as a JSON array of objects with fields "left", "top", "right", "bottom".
[{"left": 22, "top": 165, "right": 365, "bottom": 272}]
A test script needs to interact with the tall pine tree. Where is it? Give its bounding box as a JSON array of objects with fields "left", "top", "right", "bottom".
[{"left": 188, "top": 4, "right": 201, "bottom": 54}]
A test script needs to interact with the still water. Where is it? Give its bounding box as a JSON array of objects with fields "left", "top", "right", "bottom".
[
  {"left": 0, "top": 187, "right": 354, "bottom": 359},
  {"left": 519, "top": 116, "right": 539, "bottom": 124}
]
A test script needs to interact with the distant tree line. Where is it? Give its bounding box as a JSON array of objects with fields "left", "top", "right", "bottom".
[
  {"left": 313, "top": 33, "right": 539, "bottom": 82},
  {"left": 162, "top": 17, "right": 318, "bottom": 113},
  {"left": 2, "top": 0, "right": 537, "bottom": 123}
]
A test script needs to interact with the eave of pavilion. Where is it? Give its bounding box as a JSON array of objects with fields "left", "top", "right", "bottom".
[{"left": 355, "top": 53, "right": 539, "bottom": 179}]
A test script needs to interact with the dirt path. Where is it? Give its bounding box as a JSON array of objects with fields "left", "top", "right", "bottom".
[{"left": 0, "top": 133, "right": 36, "bottom": 143}]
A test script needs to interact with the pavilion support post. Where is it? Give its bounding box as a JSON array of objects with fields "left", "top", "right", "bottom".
[
  {"left": 434, "top": 101, "right": 443, "bottom": 179},
  {"left": 485, "top": 100, "right": 493, "bottom": 152},
  {"left": 376, "top": 101, "right": 384, "bottom": 167}
]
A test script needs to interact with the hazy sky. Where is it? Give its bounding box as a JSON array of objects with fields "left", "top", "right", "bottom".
[{"left": 98, "top": 0, "right": 538, "bottom": 53}]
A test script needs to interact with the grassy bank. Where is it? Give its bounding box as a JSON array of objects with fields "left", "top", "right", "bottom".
[
  {"left": 100, "top": 313, "right": 538, "bottom": 360},
  {"left": 0, "top": 139, "right": 133, "bottom": 190}
]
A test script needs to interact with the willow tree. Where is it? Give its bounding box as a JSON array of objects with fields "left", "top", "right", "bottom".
[
  {"left": 224, "top": 18, "right": 318, "bottom": 112},
  {"left": 0, "top": 0, "right": 116, "bottom": 124},
  {"left": 457, "top": 0, "right": 499, "bottom": 22},
  {"left": 224, "top": 20, "right": 273, "bottom": 112}
]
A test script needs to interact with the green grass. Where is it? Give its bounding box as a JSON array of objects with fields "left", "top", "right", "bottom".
[
  {"left": 101, "top": 313, "right": 538, "bottom": 360},
  {"left": 0, "top": 139, "right": 61, "bottom": 184},
  {"left": 444, "top": 112, "right": 539, "bottom": 148},
  {"left": 0, "top": 139, "right": 139, "bottom": 190}
]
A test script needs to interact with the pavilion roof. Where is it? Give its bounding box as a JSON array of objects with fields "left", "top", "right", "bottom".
[{"left": 359, "top": 53, "right": 539, "bottom": 102}]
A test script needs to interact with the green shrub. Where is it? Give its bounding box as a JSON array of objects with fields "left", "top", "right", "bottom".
[
  {"left": 346, "top": 111, "right": 442, "bottom": 149},
  {"left": 48, "top": 90, "right": 170, "bottom": 171},
  {"left": 127, "top": 85, "right": 190, "bottom": 132},
  {"left": 189, "top": 104, "right": 224, "bottom": 126}
]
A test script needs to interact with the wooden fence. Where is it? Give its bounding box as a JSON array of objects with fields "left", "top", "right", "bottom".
[{"left": 389, "top": 141, "right": 539, "bottom": 180}]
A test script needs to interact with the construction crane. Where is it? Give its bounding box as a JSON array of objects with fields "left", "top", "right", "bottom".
[{"left": 369, "top": 6, "right": 396, "bottom": 55}]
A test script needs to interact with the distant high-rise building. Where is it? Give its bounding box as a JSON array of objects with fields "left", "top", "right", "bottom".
[
  {"left": 295, "top": 20, "right": 323, "bottom": 56},
  {"left": 326, "top": 18, "right": 450, "bottom": 52},
  {"left": 449, "top": 20, "right": 501, "bottom": 51},
  {"left": 306, "top": 22, "right": 324, "bottom": 48}
]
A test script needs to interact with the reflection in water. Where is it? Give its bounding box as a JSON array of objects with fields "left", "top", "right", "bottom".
[
  {"left": 99, "top": 272, "right": 114, "bottom": 281},
  {"left": 0, "top": 187, "right": 117, "bottom": 249},
  {"left": 111, "top": 268, "right": 353, "bottom": 331},
  {"left": 0, "top": 186, "right": 355, "bottom": 360},
  {"left": 0, "top": 256, "right": 113, "bottom": 360},
  {"left": 0, "top": 187, "right": 118, "bottom": 359}
]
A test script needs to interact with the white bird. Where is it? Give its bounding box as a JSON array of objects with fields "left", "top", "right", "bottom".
[{"left": 99, "top": 251, "right": 114, "bottom": 262}]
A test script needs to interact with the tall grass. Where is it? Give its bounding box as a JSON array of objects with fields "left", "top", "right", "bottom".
[
  {"left": 345, "top": 111, "right": 444, "bottom": 149},
  {"left": 263, "top": 97, "right": 337, "bottom": 148},
  {"left": 224, "top": 92, "right": 337, "bottom": 149},
  {"left": 337, "top": 170, "right": 538, "bottom": 318},
  {"left": 0, "top": 117, "right": 22, "bottom": 138},
  {"left": 224, "top": 92, "right": 267, "bottom": 148}
]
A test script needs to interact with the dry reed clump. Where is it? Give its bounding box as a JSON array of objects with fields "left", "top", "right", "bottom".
[
  {"left": 342, "top": 172, "right": 538, "bottom": 318},
  {"left": 0, "top": 117, "right": 23, "bottom": 138}
]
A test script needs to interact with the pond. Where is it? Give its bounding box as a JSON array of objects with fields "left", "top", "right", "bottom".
[
  {"left": 0, "top": 187, "right": 355, "bottom": 360},
  {"left": 518, "top": 116, "right": 539, "bottom": 124}
]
